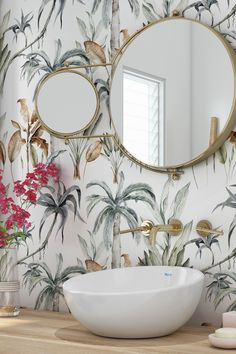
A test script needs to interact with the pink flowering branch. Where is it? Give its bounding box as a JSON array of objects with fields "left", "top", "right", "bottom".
[{"left": 0, "top": 162, "right": 59, "bottom": 248}]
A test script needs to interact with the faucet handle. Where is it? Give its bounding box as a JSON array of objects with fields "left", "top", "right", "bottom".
[
  {"left": 196, "top": 220, "right": 223, "bottom": 237},
  {"left": 167, "top": 219, "right": 183, "bottom": 236}
]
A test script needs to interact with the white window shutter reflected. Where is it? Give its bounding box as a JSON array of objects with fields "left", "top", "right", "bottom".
[{"left": 123, "top": 68, "right": 165, "bottom": 165}]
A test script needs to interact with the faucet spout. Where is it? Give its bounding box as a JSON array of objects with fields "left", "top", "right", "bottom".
[
  {"left": 120, "top": 219, "right": 183, "bottom": 246},
  {"left": 149, "top": 219, "right": 183, "bottom": 246}
]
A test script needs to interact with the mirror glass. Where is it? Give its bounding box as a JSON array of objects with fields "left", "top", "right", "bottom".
[
  {"left": 36, "top": 71, "right": 98, "bottom": 136},
  {"left": 110, "top": 18, "right": 235, "bottom": 168}
]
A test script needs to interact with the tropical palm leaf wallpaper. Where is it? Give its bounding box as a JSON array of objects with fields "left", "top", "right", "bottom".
[{"left": 0, "top": 0, "right": 236, "bottom": 325}]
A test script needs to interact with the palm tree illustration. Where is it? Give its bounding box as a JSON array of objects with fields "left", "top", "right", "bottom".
[
  {"left": 18, "top": 181, "right": 83, "bottom": 264},
  {"left": 23, "top": 253, "right": 86, "bottom": 312},
  {"left": 87, "top": 172, "right": 155, "bottom": 268},
  {"left": 0, "top": 0, "right": 86, "bottom": 91},
  {"left": 21, "top": 38, "right": 90, "bottom": 98},
  {"left": 91, "top": 0, "right": 140, "bottom": 56}
]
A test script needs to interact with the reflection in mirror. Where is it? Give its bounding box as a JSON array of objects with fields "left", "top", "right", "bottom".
[
  {"left": 123, "top": 68, "right": 165, "bottom": 165},
  {"left": 110, "top": 19, "right": 235, "bottom": 168},
  {"left": 36, "top": 71, "right": 99, "bottom": 136}
]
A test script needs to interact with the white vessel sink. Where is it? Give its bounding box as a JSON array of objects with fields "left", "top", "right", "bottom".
[{"left": 63, "top": 266, "right": 204, "bottom": 338}]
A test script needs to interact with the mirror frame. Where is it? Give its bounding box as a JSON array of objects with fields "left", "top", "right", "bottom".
[
  {"left": 35, "top": 69, "right": 100, "bottom": 138},
  {"left": 109, "top": 16, "right": 236, "bottom": 172}
]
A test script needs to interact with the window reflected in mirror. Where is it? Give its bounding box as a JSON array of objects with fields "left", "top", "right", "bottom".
[
  {"left": 123, "top": 68, "right": 165, "bottom": 165},
  {"left": 110, "top": 18, "right": 236, "bottom": 169}
]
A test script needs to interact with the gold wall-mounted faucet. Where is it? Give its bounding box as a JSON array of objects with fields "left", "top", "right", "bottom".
[
  {"left": 120, "top": 219, "right": 183, "bottom": 246},
  {"left": 196, "top": 220, "right": 223, "bottom": 237}
]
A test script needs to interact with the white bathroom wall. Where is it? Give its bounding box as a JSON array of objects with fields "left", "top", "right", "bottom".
[{"left": 191, "top": 23, "right": 235, "bottom": 157}]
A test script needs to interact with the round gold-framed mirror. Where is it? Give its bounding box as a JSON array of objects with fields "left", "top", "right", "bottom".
[
  {"left": 35, "top": 69, "right": 100, "bottom": 138},
  {"left": 109, "top": 17, "right": 236, "bottom": 171}
]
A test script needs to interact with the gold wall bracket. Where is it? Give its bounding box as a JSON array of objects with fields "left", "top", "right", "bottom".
[
  {"left": 172, "top": 10, "right": 181, "bottom": 17},
  {"left": 63, "top": 134, "right": 184, "bottom": 177},
  {"left": 209, "top": 117, "right": 218, "bottom": 146},
  {"left": 61, "top": 63, "right": 112, "bottom": 70},
  {"left": 196, "top": 220, "right": 223, "bottom": 237}
]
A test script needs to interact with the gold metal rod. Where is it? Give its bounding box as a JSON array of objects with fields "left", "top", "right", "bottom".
[
  {"left": 196, "top": 227, "right": 223, "bottom": 236},
  {"left": 58, "top": 63, "right": 112, "bottom": 70},
  {"left": 63, "top": 135, "right": 183, "bottom": 176},
  {"left": 209, "top": 117, "right": 218, "bottom": 146},
  {"left": 120, "top": 226, "right": 147, "bottom": 235},
  {"left": 152, "top": 225, "right": 178, "bottom": 232},
  {"left": 63, "top": 133, "right": 184, "bottom": 176},
  {"left": 154, "top": 227, "right": 183, "bottom": 233},
  {"left": 120, "top": 224, "right": 182, "bottom": 235},
  {"left": 64, "top": 134, "right": 115, "bottom": 140}
]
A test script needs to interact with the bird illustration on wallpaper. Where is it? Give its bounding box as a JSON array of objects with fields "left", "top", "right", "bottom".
[{"left": 77, "top": 231, "right": 107, "bottom": 271}]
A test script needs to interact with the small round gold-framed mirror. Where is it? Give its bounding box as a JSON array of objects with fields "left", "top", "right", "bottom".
[
  {"left": 109, "top": 17, "right": 236, "bottom": 172},
  {"left": 35, "top": 70, "right": 100, "bottom": 138}
]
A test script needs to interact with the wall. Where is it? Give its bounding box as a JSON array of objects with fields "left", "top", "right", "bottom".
[
  {"left": 0, "top": 0, "right": 236, "bottom": 326},
  {"left": 191, "top": 22, "right": 235, "bottom": 157}
]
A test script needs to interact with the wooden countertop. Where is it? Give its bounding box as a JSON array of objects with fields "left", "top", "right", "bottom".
[{"left": 0, "top": 309, "right": 224, "bottom": 354}]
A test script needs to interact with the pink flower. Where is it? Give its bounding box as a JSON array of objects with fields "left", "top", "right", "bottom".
[
  {"left": 0, "top": 162, "right": 59, "bottom": 248},
  {"left": 0, "top": 182, "right": 5, "bottom": 195},
  {"left": 14, "top": 180, "right": 26, "bottom": 196},
  {"left": 26, "top": 172, "right": 36, "bottom": 179},
  {"left": 25, "top": 221, "right": 31, "bottom": 229},
  {"left": 0, "top": 227, "right": 8, "bottom": 248},
  {"left": 34, "top": 162, "right": 59, "bottom": 185},
  {"left": 0, "top": 238, "right": 7, "bottom": 248},
  {"left": 31, "top": 182, "right": 38, "bottom": 189},
  {"left": 0, "top": 239, "right": 6, "bottom": 248},
  {"left": 25, "top": 189, "right": 37, "bottom": 203},
  {"left": 0, "top": 196, "right": 14, "bottom": 214},
  {"left": 5, "top": 205, "right": 30, "bottom": 230},
  {"left": 46, "top": 163, "right": 59, "bottom": 182}
]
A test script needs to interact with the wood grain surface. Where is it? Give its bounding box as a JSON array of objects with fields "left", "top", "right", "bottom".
[{"left": 0, "top": 309, "right": 224, "bottom": 354}]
